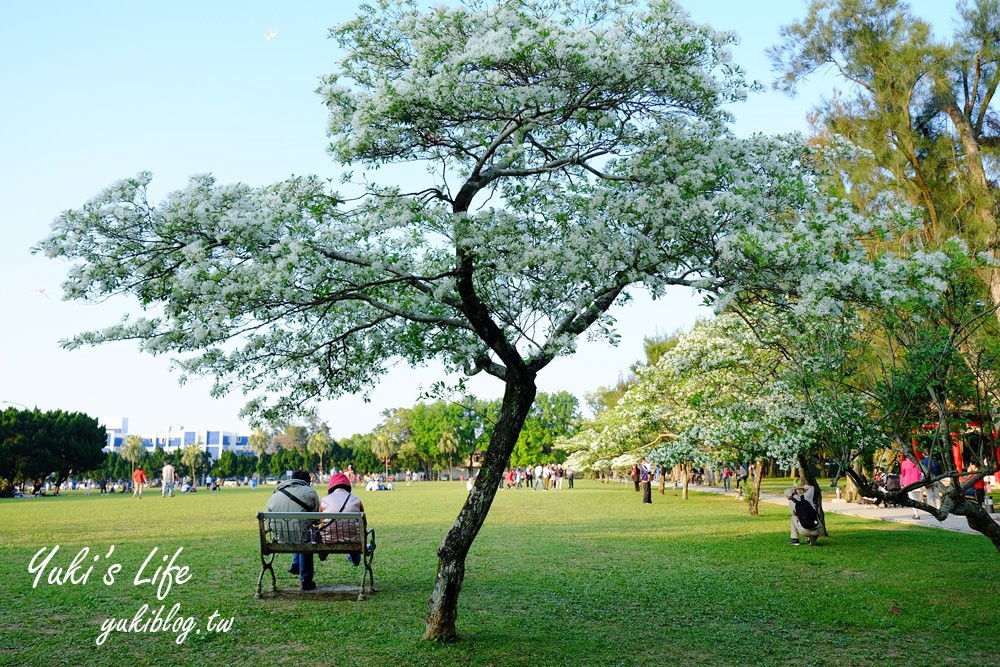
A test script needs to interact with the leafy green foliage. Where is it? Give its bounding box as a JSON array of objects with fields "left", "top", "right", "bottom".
[
  {"left": 511, "top": 391, "right": 580, "bottom": 466},
  {"left": 771, "top": 0, "right": 1000, "bottom": 250},
  {"left": 0, "top": 407, "right": 106, "bottom": 492}
]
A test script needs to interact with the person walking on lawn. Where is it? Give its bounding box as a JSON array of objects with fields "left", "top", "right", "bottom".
[
  {"left": 900, "top": 456, "right": 923, "bottom": 519},
  {"left": 639, "top": 458, "right": 653, "bottom": 505}
]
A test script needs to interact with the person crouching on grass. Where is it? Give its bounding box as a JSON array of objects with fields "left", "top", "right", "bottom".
[{"left": 785, "top": 485, "right": 821, "bottom": 546}]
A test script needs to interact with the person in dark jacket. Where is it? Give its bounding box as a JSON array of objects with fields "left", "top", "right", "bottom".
[{"left": 639, "top": 458, "right": 652, "bottom": 505}]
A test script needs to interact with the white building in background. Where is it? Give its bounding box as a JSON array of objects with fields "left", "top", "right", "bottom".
[{"left": 101, "top": 417, "right": 251, "bottom": 463}]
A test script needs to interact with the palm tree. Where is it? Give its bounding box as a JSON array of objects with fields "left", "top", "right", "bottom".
[
  {"left": 370, "top": 429, "right": 399, "bottom": 477},
  {"left": 306, "top": 430, "right": 332, "bottom": 475},
  {"left": 247, "top": 429, "right": 271, "bottom": 457},
  {"left": 437, "top": 431, "right": 459, "bottom": 481},
  {"left": 120, "top": 434, "right": 145, "bottom": 473},
  {"left": 181, "top": 444, "right": 203, "bottom": 484}
]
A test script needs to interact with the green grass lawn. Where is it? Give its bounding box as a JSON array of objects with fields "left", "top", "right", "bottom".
[{"left": 1, "top": 479, "right": 997, "bottom": 667}]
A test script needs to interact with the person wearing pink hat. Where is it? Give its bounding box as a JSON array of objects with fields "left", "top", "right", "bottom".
[{"left": 320, "top": 472, "right": 367, "bottom": 565}]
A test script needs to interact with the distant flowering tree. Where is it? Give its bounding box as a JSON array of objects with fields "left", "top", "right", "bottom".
[
  {"left": 645, "top": 315, "right": 779, "bottom": 510},
  {"left": 36, "top": 0, "right": 957, "bottom": 639},
  {"left": 561, "top": 314, "right": 799, "bottom": 511}
]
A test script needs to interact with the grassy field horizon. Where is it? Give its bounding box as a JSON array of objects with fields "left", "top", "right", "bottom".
[{"left": 2, "top": 478, "right": 997, "bottom": 667}]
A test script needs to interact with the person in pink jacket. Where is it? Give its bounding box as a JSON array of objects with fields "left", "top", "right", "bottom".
[
  {"left": 320, "top": 473, "right": 367, "bottom": 566},
  {"left": 899, "top": 457, "right": 923, "bottom": 519}
]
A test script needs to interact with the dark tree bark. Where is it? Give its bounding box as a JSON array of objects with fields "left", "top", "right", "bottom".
[
  {"left": 423, "top": 378, "right": 537, "bottom": 641},
  {"left": 846, "top": 468, "right": 1000, "bottom": 552},
  {"left": 961, "top": 501, "right": 1000, "bottom": 552}
]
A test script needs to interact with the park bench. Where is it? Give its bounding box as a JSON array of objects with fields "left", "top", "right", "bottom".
[{"left": 255, "top": 511, "right": 375, "bottom": 600}]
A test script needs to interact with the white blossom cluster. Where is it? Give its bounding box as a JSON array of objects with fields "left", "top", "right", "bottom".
[
  {"left": 36, "top": 0, "right": 961, "bottom": 431},
  {"left": 560, "top": 205, "right": 962, "bottom": 473},
  {"left": 560, "top": 314, "right": 853, "bottom": 472}
]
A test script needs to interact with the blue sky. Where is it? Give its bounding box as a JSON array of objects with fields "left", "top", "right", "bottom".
[{"left": 0, "top": 1, "right": 959, "bottom": 438}]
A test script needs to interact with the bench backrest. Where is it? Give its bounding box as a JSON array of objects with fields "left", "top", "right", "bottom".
[{"left": 256, "top": 511, "right": 367, "bottom": 554}]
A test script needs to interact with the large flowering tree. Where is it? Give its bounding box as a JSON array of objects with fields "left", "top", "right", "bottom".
[
  {"left": 36, "top": 0, "right": 957, "bottom": 638},
  {"left": 838, "top": 249, "right": 1000, "bottom": 547},
  {"left": 39, "top": 0, "right": 756, "bottom": 640},
  {"left": 771, "top": 0, "right": 1000, "bottom": 542}
]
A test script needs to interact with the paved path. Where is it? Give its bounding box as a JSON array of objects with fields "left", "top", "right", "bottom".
[{"left": 688, "top": 483, "right": 987, "bottom": 535}]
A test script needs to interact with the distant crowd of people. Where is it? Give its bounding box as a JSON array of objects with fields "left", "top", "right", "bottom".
[
  {"left": 54, "top": 463, "right": 239, "bottom": 498},
  {"left": 509, "top": 464, "right": 574, "bottom": 490}
]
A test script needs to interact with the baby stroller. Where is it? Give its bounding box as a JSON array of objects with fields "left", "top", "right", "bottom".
[{"left": 880, "top": 472, "right": 902, "bottom": 507}]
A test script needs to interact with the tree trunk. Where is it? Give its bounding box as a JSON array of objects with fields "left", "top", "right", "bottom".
[
  {"left": 681, "top": 462, "right": 690, "bottom": 500},
  {"left": 942, "top": 103, "right": 1000, "bottom": 330},
  {"left": 748, "top": 461, "right": 764, "bottom": 515},
  {"left": 958, "top": 499, "right": 1000, "bottom": 552},
  {"left": 847, "top": 468, "right": 1000, "bottom": 551},
  {"left": 658, "top": 466, "right": 665, "bottom": 495},
  {"left": 423, "top": 378, "right": 537, "bottom": 642},
  {"left": 843, "top": 459, "right": 864, "bottom": 504}
]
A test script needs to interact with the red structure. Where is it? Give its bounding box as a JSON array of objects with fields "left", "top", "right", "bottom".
[{"left": 920, "top": 422, "right": 998, "bottom": 470}]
